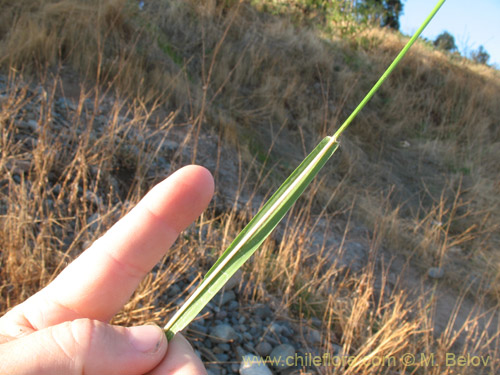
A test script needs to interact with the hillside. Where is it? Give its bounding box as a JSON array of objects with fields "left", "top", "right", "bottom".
[{"left": 1, "top": 1, "right": 499, "bottom": 374}]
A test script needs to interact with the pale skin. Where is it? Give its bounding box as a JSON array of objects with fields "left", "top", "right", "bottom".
[{"left": 0, "top": 165, "right": 214, "bottom": 375}]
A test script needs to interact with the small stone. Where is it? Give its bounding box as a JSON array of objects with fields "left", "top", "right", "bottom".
[
  {"left": 254, "top": 305, "right": 272, "bottom": 319},
  {"left": 239, "top": 354, "right": 273, "bottom": 375},
  {"left": 217, "top": 343, "right": 231, "bottom": 352},
  {"left": 306, "top": 328, "right": 322, "bottom": 345},
  {"left": 85, "top": 191, "right": 102, "bottom": 208},
  {"left": 215, "top": 353, "right": 230, "bottom": 362},
  {"left": 167, "top": 283, "right": 181, "bottom": 297},
  {"left": 211, "top": 324, "right": 238, "bottom": 342},
  {"left": 204, "top": 338, "right": 213, "bottom": 348},
  {"left": 227, "top": 300, "right": 239, "bottom": 311},
  {"left": 218, "top": 290, "right": 236, "bottom": 305},
  {"left": 265, "top": 336, "right": 279, "bottom": 346},
  {"left": 255, "top": 341, "right": 272, "bottom": 356},
  {"left": 269, "top": 344, "right": 295, "bottom": 369},
  {"left": 207, "top": 366, "right": 222, "bottom": 375},
  {"left": 216, "top": 310, "right": 228, "bottom": 320},
  {"left": 159, "top": 139, "right": 179, "bottom": 153},
  {"left": 400, "top": 140, "right": 411, "bottom": 148},
  {"left": 87, "top": 213, "right": 101, "bottom": 233},
  {"left": 52, "top": 184, "right": 61, "bottom": 195},
  {"left": 331, "top": 343, "right": 343, "bottom": 356},
  {"left": 448, "top": 246, "right": 462, "bottom": 255},
  {"left": 235, "top": 346, "right": 247, "bottom": 360},
  {"left": 428, "top": 267, "right": 444, "bottom": 279},
  {"left": 269, "top": 322, "right": 284, "bottom": 335},
  {"left": 26, "top": 120, "right": 39, "bottom": 132},
  {"left": 243, "top": 342, "right": 255, "bottom": 353},
  {"left": 196, "top": 317, "right": 205, "bottom": 325},
  {"left": 225, "top": 269, "right": 243, "bottom": 290},
  {"left": 191, "top": 322, "right": 208, "bottom": 335},
  {"left": 238, "top": 324, "right": 248, "bottom": 332}
]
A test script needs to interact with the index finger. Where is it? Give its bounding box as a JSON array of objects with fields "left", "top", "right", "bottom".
[{"left": 12, "top": 165, "right": 214, "bottom": 330}]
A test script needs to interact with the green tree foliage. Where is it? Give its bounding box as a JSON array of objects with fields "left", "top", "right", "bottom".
[
  {"left": 356, "top": 0, "right": 403, "bottom": 30},
  {"left": 471, "top": 45, "right": 490, "bottom": 65},
  {"left": 281, "top": 1, "right": 403, "bottom": 31},
  {"left": 433, "top": 31, "right": 457, "bottom": 52}
]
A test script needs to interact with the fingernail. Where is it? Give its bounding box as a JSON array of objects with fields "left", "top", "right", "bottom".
[{"left": 128, "top": 325, "right": 164, "bottom": 353}]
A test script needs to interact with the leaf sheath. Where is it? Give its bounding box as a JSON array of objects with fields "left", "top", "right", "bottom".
[{"left": 165, "top": 136, "right": 338, "bottom": 340}]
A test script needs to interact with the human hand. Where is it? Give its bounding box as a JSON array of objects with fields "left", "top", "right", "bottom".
[{"left": 0, "top": 165, "right": 214, "bottom": 375}]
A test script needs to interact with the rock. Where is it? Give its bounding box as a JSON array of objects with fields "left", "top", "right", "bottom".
[
  {"left": 215, "top": 353, "right": 230, "bottom": 362},
  {"left": 227, "top": 300, "right": 239, "bottom": 311},
  {"left": 254, "top": 305, "right": 272, "bottom": 319},
  {"left": 255, "top": 341, "right": 272, "bottom": 356},
  {"left": 306, "top": 328, "right": 322, "bottom": 345},
  {"left": 167, "top": 283, "right": 181, "bottom": 297},
  {"left": 341, "top": 241, "right": 367, "bottom": 272},
  {"left": 159, "top": 139, "right": 179, "bottom": 153},
  {"left": 243, "top": 342, "right": 255, "bottom": 353},
  {"left": 204, "top": 338, "right": 213, "bottom": 348},
  {"left": 211, "top": 324, "right": 238, "bottom": 342},
  {"left": 331, "top": 343, "right": 343, "bottom": 356},
  {"left": 85, "top": 191, "right": 103, "bottom": 208},
  {"left": 231, "top": 363, "right": 240, "bottom": 373},
  {"left": 400, "top": 140, "right": 411, "bottom": 148},
  {"left": 87, "top": 213, "right": 101, "bottom": 233},
  {"left": 311, "top": 317, "right": 322, "bottom": 328},
  {"left": 207, "top": 367, "right": 222, "bottom": 375},
  {"left": 191, "top": 322, "right": 208, "bottom": 335},
  {"left": 215, "top": 343, "right": 231, "bottom": 353},
  {"left": 428, "top": 267, "right": 444, "bottom": 279},
  {"left": 269, "top": 344, "right": 295, "bottom": 369},
  {"left": 269, "top": 322, "right": 284, "bottom": 335},
  {"left": 235, "top": 346, "right": 247, "bottom": 361},
  {"left": 216, "top": 310, "right": 228, "bottom": 320},
  {"left": 216, "top": 290, "right": 236, "bottom": 306},
  {"left": 7, "top": 159, "right": 31, "bottom": 174},
  {"left": 239, "top": 355, "right": 273, "bottom": 375},
  {"left": 448, "top": 246, "right": 463, "bottom": 255},
  {"left": 238, "top": 324, "right": 248, "bottom": 332},
  {"left": 225, "top": 269, "right": 243, "bottom": 290},
  {"left": 265, "top": 335, "right": 279, "bottom": 346}
]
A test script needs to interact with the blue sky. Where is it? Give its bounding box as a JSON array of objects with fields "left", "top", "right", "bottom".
[{"left": 400, "top": 0, "right": 500, "bottom": 67}]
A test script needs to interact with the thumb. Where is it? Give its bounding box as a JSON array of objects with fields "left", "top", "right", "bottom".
[{"left": 0, "top": 319, "right": 167, "bottom": 375}]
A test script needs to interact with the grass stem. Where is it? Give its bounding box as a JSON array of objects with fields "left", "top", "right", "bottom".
[{"left": 332, "top": 0, "right": 446, "bottom": 142}]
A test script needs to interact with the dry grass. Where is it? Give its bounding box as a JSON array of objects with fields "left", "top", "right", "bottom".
[{"left": 1, "top": 0, "right": 500, "bottom": 374}]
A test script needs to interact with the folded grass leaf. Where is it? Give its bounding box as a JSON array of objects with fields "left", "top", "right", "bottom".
[
  {"left": 164, "top": 0, "right": 446, "bottom": 340},
  {"left": 165, "top": 136, "right": 338, "bottom": 339}
]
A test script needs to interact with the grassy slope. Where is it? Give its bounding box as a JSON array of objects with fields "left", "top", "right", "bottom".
[{"left": 1, "top": 0, "right": 499, "bottom": 373}]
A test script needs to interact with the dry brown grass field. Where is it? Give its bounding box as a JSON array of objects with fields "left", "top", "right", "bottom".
[{"left": 1, "top": 1, "right": 499, "bottom": 374}]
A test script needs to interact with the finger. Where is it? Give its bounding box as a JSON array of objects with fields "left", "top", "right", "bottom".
[
  {"left": 147, "top": 333, "right": 207, "bottom": 375},
  {"left": 0, "top": 319, "right": 168, "bottom": 375},
  {"left": 13, "top": 165, "right": 214, "bottom": 329}
]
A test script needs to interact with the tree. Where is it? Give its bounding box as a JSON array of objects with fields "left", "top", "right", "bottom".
[
  {"left": 382, "top": 0, "right": 403, "bottom": 30},
  {"left": 471, "top": 45, "right": 490, "bottom": 65},
  {"left": 433, "top": 31, "right": 457, "bottom": 52},
  {"left": 356, "top": 0, "right": 403, "bottom": 30}
]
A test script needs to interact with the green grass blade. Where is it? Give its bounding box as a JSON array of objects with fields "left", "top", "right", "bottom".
[
  {"left": 164, "top": 137, "right": 338, "bottom": 340},
  {"left": 332, "top": 0, "right": 446, "bottom": 141},
  {"left": 164, "top": 0, "right": 446, "bottom": 341}
]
